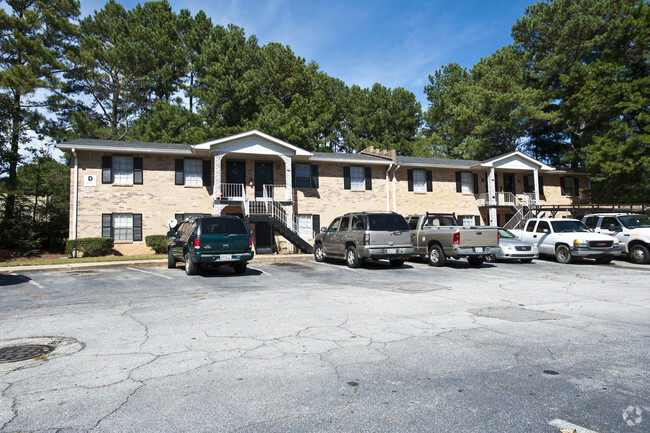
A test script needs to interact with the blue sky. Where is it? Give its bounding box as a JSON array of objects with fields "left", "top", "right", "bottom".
[{"left": 80, "top": 0, "right": 535, "bottom": 107}]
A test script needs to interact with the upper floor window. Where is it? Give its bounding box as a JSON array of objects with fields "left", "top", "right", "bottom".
[
  {"left": 523, "top": 174, "right": 544, "bottom": 195},
  {"left": 344, "top": 166, "right": 372, "bottom": 191},
  {"left": 455, "top": 171, "right": 477, "bottom": 194},
  {"left": 561, "top": 176, "right": 579, "bottom": 196},
  {"left": 102, "top": 155, "right": 143, "bottom": 185},
  {"left": 293, "top": 164, "right": 319, "bottom": 188},
  {"left": 175, "top": 159, "right": 211, "bottom": 187},
  {"left": 408, "top": 169, "right": 432, "bottom": 192}
]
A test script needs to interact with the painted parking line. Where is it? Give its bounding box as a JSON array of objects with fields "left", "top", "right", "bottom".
[
  {"left": 126, "top": 267, "right": 173, "bottom": 280},
  {"left": 548, "top": 418, "right": 598, "bottom": 433},
  {"left": 248, "top": 267, "right": 271, "bottom": 276},
  {"left": 313, "top": 261, "right": 362, "bottom": 272}
]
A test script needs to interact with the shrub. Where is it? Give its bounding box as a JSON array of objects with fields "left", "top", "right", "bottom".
[
  {"left": 145, "top": 235, "right": 169, "bottom": 254},
  {"left": 65, "top": 237, "right": 114, "bottom": 258}
]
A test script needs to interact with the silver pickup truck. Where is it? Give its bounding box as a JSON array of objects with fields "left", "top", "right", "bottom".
[{"left": 406, "top": 213, "right": 500, "bottom": 267}]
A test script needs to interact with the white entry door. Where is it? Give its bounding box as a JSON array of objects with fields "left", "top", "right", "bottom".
[{"left": 297, "top": 215, "right": 312, "bottom": 241}]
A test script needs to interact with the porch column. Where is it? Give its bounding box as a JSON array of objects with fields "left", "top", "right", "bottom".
[
  {"left": 212, "top": 151, "right": 225, "bottom": 199},
  {"left": 213, "top": 203, "right": 226, "bottom": 216},
  {"left": 533, "top": 168, "right": 540, "bottom": 204},
  {"left": 280, "top": 154, "right": 292, "bottom": 201},
  {"left": 488, "top": 167, "right": 497, "bottom": 226}
]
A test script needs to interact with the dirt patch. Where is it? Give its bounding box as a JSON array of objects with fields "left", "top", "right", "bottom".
[{"left": 0, "top": 249, "right": 66, "bottom": 263}]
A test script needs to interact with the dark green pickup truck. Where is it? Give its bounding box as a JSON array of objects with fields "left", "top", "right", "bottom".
[{"left": 167, "top": 216, "right": 254, "bottom": 275}]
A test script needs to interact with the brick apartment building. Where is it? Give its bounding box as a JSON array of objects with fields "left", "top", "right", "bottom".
[{"left": 57, "top": 130, "right": 588, "bottom": 255}]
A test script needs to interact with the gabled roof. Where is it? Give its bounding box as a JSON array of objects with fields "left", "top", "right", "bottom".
[
  {"left": 194, "top": 130, "right": 311, "bottom": 156},
  {"left": 57, "top": 138, "right": 193, "bottom": 155},
  {"left": 472, "top": 151, "right": 555, "bottom": 171}
]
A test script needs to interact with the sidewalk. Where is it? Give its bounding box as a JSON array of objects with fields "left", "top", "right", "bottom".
[{"left": 0, "top": 253, "right": 314, "bottom": 274}]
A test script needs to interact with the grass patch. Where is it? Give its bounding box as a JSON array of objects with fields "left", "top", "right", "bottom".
[{"left": 0, "top": 254, "right": 166, "bottom": 267}]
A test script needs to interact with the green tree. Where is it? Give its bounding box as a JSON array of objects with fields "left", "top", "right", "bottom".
[
  {"left": 344, "top": 83, "right": 422, "bottom": 155},
  {"left": 512, "top": 0, "right": 649, "bottom": 181},
  {"left": 0, "top": 0, "right": 79, "bottom": 221}
]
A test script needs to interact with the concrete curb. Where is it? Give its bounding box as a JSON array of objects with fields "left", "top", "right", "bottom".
[{"left": 0, "top": 254, "right": 314, "bottom": 274}]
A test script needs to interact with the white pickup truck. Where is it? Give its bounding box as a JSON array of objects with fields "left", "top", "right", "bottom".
[
  {"left": 582, "top": 213, "right": 650, "bottom": 264},
  {"left": 510, "top": 218, "right": 621, "bottom": 264}
]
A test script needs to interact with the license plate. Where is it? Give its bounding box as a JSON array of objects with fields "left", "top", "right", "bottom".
[
  {"left": 387, "top": 248, "right": 397, "bottom": 254},
  {"left": 475, "top": 247, "right": 483, "bottom": 253},
  {"left": 219, "top": 254, "right": 232, "bottom": 261}
]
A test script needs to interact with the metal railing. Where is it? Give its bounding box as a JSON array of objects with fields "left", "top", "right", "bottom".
[
  {"left": 477, "top": 192, "right": 538, "bottom": 207},
  {"left": 263, "top": 184, "right": 290, "bottom": 202},
  {"left": 217, "top": 183, "right": 246, "bottom": 200},
  {"left": 504, "top": 209, "right": 535, "bottom": 231}
]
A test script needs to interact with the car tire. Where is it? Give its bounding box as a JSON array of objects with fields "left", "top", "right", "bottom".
[
  {"left": 314, "top": 244, "right": 325, "bottom": 262},
  {"left": 484, "top": 254, "right": 496, "bottom": 263},
  {"left": 467, "top": 256, "right": 485, "bottom": 267},
  {"left": 629, "top": 244, "right": 650, "bottom": 264},
  {"left": 520, "top": 258, "right": 533, "bottom": 263},
  {"left": 595, "top": 255, "right": 613, "bottom": 264},
  {"left": 167, "top": 249, "right": 177, "bottom": 269},
  {"left": 346, "top": 246, "right": 360, "bottom": 268},
  {"left": 389, "top": 258, "right": 404, "bottom": 267},
  {"left": 185, "top": 252, "right": 198, "bottom": 275},
  {"left": 427, "top": 244, "right": 446, "bottom": 267},
  {"left": 555, "top": 244, "right": 573, "bottom": 264},
  {"left": 234, "top": 261, "right": 247, "bottom": 274}
]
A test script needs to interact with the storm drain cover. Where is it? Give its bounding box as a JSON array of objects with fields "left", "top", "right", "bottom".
[{"left": 0, "top": 344, "right": 55, "bottom": 363}]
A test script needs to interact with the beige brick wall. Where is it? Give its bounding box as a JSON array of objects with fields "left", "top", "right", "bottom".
[
  {"left": 68, "top": 151, "right": 590, "bottom": 255},
  {"left": 71, "top": 151, "right": 213, "bottom": 255}
]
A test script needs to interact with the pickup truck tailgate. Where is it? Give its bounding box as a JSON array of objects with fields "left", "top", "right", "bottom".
[{"left": 457, "top": 227, "right": 498, "bottom": 247}]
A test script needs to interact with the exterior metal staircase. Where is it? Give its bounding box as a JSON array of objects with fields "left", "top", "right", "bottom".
[{"left": 217, "top": 183, "right": 313, "bottom": 253}]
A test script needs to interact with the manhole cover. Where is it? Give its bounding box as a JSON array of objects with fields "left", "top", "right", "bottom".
[{"left": 0, "top": 344, "right": 55, "bottom": 363}]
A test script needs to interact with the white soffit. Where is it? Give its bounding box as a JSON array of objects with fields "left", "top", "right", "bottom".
[{"left": 194, "top": 130, "right": 311, "bottom": 157}]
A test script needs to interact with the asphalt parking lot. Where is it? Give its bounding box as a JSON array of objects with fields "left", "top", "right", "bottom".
[{"left": 0, "top": 258, "right": 648, "bottom": 433}]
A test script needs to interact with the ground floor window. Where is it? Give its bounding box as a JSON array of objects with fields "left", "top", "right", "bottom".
[{"left": 102, "top": 213, "right": 142, "bottom": 241}]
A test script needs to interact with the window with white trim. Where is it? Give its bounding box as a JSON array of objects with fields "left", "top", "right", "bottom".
[
  {"left": 350, "top": 166, "right": 365, "bottom": 190},
  {"left": 113, "top": 213, "right": 133, "bottom": 241},
  {"left": 461, "top": 172, "right": 473, "bottom": 194},
  {"left": 412, "top": 169, "right": 426, "bottom": 192},
  {"left": 184, "top": 159, "right": 203, "bottom": 186},
  {"left": 113, "top": 156, "right": 133, "bottom": 184}
]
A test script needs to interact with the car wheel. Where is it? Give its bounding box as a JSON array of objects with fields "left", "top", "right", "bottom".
[
  {"left": 427, "top": 244, "right": 446, "bottom": 267},
  {"left": 484, "top": 254, "right": 496, "bottom": 263},
  {"left": 520, "top": 258, "right": 533, "bottom": 264},
  {"left": 389, "top": 258, "right": 404, "bottom": 267},
  {"left": 185, "top": 252, "right": 198, "bottom": 275},
  {"left": 167, "top": 249, "right": 177, "bottom": 269},
  {"left": 595, "top": 255, "right": 613, "bottom": 264},
  {"left": 234, "top": 261, "right": 247, "bottom": 274},
  {"left": 629, "top": 244, "right": 650, "bottom": 264},
  {"left": 555, "top": 244, "right": 573, "bottom": 264},
  {"left": 467, "top": 256, "right": 485, "bottom": 267},
  {"left": 346, "top": 246, "right": 360, "bottom": 268},
  {"left": 314, "top": 244, "right": 325, "bottom": 262}
]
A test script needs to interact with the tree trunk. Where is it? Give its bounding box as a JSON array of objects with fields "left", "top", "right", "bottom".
[{"left": 4, "top": 92, "right": 21, "bottom": 222}]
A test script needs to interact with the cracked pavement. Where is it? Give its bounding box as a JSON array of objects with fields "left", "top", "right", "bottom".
[{"left": 0, "top": 258, "right": 648, "bottom": 432}]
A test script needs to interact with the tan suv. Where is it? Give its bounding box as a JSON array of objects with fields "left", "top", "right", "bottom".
[{"left": 313, "top": 212, "right": 413, "bottom": 267}]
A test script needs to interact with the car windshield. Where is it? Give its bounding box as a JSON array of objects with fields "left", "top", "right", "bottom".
[
  {"left": 498, "top": 228, "right": 517, "bottom": 239},
  {"left": 367, "top": 214, "right": 410, "bottom": 231},
  {"left": 619, "top": 215, "right": 650, "bottom": 228},
  {"left": 551, "top": 220, "right": 590, "bottom": 233},
  {"left": 200, "top": 218, "right": 248, "bottom": 235}
]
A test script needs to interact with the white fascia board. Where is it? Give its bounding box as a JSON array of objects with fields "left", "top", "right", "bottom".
[
  {"left": 195, "top": 130, "right": 311, "bottom": 156},
  {"left": 472, "top": 151, "right": 554, "bottom": 171},
  {"left": 56, "top": 144, "right": 193, "bottom": 155}
]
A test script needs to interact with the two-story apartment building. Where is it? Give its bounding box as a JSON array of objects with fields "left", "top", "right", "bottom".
[{"left": 57, "top": 130, "right": 589, "bottom": 255}]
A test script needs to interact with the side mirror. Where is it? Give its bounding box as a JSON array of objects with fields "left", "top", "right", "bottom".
[
  {"left": 321, "top": 227, "right": 327, "bottom": 232},
  {"left": 542, "top": 228, "right": 550, "bottom": 234},
  {"left": 608, "top": 224, "right": 621, "bottom": 232},
  {"left": 166, "top": 230, "right": 175, "bottom": 237}
]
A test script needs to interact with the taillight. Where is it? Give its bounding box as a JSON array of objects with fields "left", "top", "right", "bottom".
[
  {"left": 193, "top": 237, "right": 200, "bottom": 249},
  {"left": 453, "top": 232, "right": 460, "bottom": 245},
  {"left": 497, "top": 231, "right": 500, "bottom": 244},
  {"left": 363, "top": 234, "right": 370, "bottom": 245},
  {"left": 249, "top": 237, "right": 253, "bottom": 247}
]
